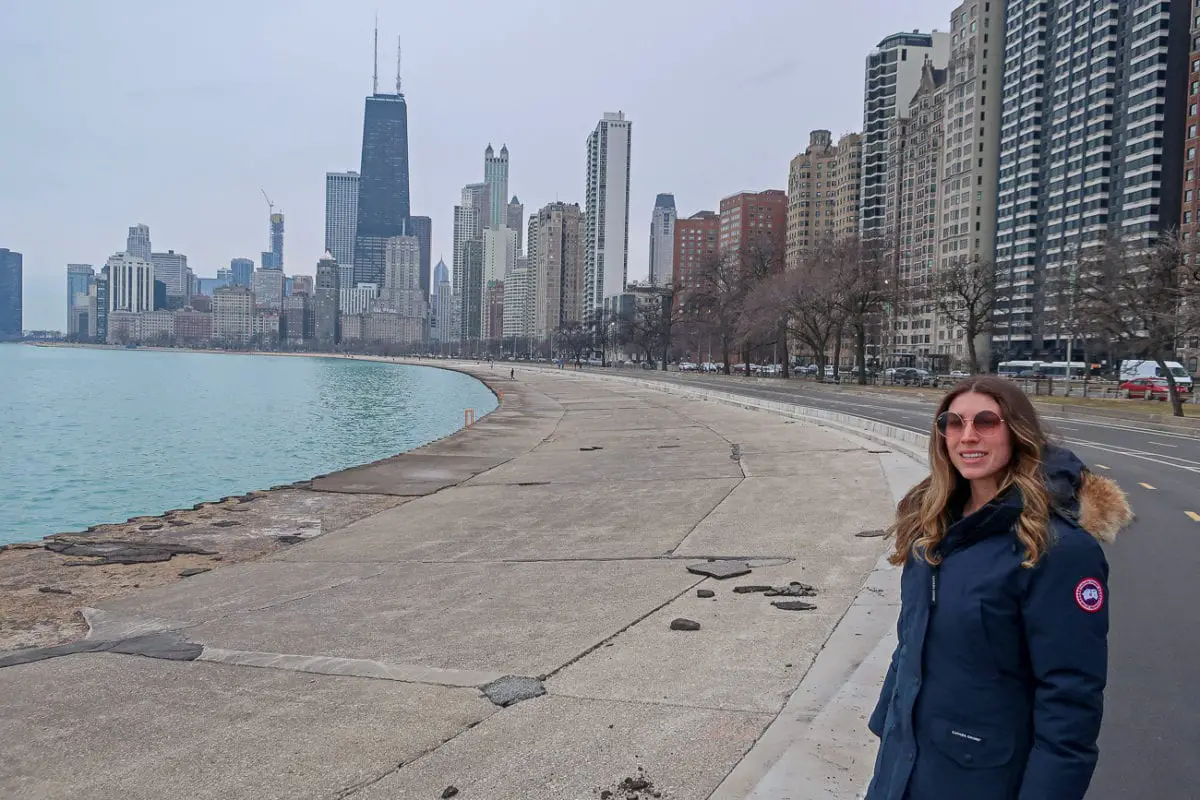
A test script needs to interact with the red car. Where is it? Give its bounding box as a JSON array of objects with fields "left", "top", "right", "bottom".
[{"left": 1119, "top": 377, "right": 1191, "bottom": 400}]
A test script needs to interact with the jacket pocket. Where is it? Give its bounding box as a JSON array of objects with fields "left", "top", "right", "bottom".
[{"left": 928, "top": 716, "right": 1015, "bottom": 769}]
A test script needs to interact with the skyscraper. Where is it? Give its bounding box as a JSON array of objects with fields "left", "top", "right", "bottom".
[
  {"left": 785, "top": 131, "right": 862, "bottom": 267},
  {"left": 252, "top": 268, "right": 285, "bottom": 310},
  {"left": 353, "top": 33, "right": 411, "bottom": 288},
  {"left": 993, "top": 0, "right": 1188, "bottom": 359},
  {"left": 648, "top": 193, "right": 676, "bottom": 287},
  {"left": 484, "top": 144, "right": 510, "bottom": 230},
  {"left": 453, "top": 183, "right": 487, "bottom": 340},
  {"left": 531, "top": 202, "right": 585, "bottom": 337},
  {"left": 433, "top": 257, "right": 450, "bottom": 287},
  {"left": 507, "top": 197, "right": 524, "bottom": 252},
  {"left": 126, "top": 224, "right": 151, "bottom": 260},
  {"left": 151, "top": 250, "right": 189, "bottom": 298},
  {"left": 325, "top": 171, "right": 359, "bottom": 271},
  {"left": 314, "top": 252, "right": 341, "bottom": 350},
  {"left": 67, "top": 264, "right": 95, "bottom": 337},
  {"left": 105, "top": 253, "right": 154, "bottom": 315},
  {"left": 484, "top": 227, "right": 518, "bottom": 284},
  {"left": 0, "top": 249, "right": 22, "bottom": 339},
  {"left": 860, "top": 31, "right": 949, "bottom": 241},
  {"left": 461, "top": 240, "right": 484, "bottom": 342},
  {"left": 230, "top": 258, "right": 254, "bottom": 288},
  {"left": 584, "top": 112, "right": 633, "bottom": 313},
  {"left": 262, "top": 213, "right": 284, "bottom": 270},
  {"left": 408, "top": 214, "right": 432, "bottom": 300}
]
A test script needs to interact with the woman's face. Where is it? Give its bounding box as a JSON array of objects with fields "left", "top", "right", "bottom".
[{"left": 942, "top": 391, "right": 1013, "bottom": 483}]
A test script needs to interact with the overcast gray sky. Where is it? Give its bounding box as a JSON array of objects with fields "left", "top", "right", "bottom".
[{"left": 2, "top": 0, "right": 950, "bottom": 330}]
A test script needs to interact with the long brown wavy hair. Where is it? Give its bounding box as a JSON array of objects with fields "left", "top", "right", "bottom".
[{"left": 889, "top": 376, "right": 1053, "bottom": 568}]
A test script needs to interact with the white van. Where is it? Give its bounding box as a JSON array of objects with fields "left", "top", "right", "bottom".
[{"left": 1118, "top": 360, "right": 1194, "bottom": 390}]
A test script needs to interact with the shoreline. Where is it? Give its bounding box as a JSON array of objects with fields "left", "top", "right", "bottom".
[{"left": 1, "top": 355, "right": 502, "bottom": 652}]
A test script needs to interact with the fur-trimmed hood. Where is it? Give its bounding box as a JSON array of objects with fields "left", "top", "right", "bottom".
[{"left": 1044, "top": 444, "right": 1134, "bottom": 544}]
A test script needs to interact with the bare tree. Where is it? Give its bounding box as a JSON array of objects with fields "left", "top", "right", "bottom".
[
  {"left": 835, "top": 235, "right": 889, "bottom": 384},
  {"left": 1076, "top": 232, "right": 1200, "bottom": 416},
  {"left": 737, "top": 235, "right": 789, "bottom": 377},
  {"left": 787, "top": 238, "right": 848, "bottom": 379},
  {"left": 935, "top": 256, "right": 1002, "bottom": 374},
  {"left": 683, "top": 252, "right": 744, "bottom": 375},
  {"left": 556, "top": 320, "right": 591, "bottom": 364}
]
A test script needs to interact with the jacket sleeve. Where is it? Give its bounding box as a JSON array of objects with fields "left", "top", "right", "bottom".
[
  {"left": 868, "top": 644, "right": 899, "bottom": 737},
  {"left": 1018, "top": 531, "right": 1109, "bottom": 800}
]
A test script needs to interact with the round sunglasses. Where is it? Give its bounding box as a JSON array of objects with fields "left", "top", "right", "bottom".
[{"left": 936, "top": 410, "right": 1006, "bottom": 436}]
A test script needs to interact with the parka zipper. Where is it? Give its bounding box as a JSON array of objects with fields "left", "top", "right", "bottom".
[{"left": 930, "top": 565, "right": 939, "bottom": 607}]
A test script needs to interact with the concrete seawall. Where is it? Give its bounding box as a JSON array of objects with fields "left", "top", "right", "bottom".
[{"left": 0, "top": 364, "right": 914, "bottom": 799}]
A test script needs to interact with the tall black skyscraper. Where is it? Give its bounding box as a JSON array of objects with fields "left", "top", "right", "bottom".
[
  {"left": 408, "top": 215, "right": 432, "bottom": 300},
  {"left": 353, "top": 30, "right": 411, "bottom": 288},
  {"left": 0, "top": 249, "right": 22, "bottom": 339}
]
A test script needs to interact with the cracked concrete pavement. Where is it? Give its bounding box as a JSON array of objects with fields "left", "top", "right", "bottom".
[{"left": 0, "top": 363, "right": 897, "bottom": 800}]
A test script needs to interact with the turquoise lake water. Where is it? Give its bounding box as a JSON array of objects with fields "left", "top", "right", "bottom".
[{"left": 0, "top": 346, "right": 497, "bottom": 544}]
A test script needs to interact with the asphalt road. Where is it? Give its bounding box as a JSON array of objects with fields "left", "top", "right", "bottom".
[{"left": 619, "top": 369, "right": 1200, "bottom": 800}]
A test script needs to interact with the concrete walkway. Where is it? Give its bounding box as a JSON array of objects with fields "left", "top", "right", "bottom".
[{"left": 0, "top": 365, "right": 902, "bottom": 800}]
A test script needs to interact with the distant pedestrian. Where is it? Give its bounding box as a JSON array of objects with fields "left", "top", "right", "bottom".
[
  {"left": 510, "top": 367, "right": 514, "bottom": 380},
  {"left": 867, "top": 376, "right": 1131, "bottom": 800}
]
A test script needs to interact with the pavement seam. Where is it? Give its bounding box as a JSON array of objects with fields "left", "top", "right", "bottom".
[
  {"left": 539, "top": 575, "right": 708, "bottom": 682},
  {"left": 545, "top": 689, "right": 778, "bottom": 718}
]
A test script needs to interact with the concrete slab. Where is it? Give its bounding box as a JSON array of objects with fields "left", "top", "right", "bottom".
[
  {"left": 738, "top": 447, "right": 882, "bottom": 478},
  {"left": 97, "top": 561, "right": 389, "bottom": 630},
  {"left": 531, "top": 425, "right": 721, "bottom": 453},
  {"left": 673, "top": 471, "right": 894, "bottom": 561},
  {"left": 547, "top": 563, "right": 863, "bottom": 715},
  {"left": 280, "top": 480, "right": 739, "bottom": 562},
  {"left": 468, "top": 448, "right": 744, "bottom": 485},
  {"left": 310, "top": 454, "right": 506, "bottom": 495},
  {"left": 183, "top": 560, "right": 703, "bottom": 676},
  {"left": 553, "top": 407, "right": 696, "bottom": 432},
  {"left": 356, "top": 695, "right": 772, "bottom": 800},
  {"left": 0, "top": 653, "right": 495, "bottom": 800}
]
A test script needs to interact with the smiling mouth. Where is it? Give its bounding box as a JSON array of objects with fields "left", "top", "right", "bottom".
[{"left": 959, "top": 452, "right": 988, "bottom": 461}]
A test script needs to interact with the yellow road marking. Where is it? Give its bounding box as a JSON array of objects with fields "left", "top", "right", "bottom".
[
  {"left": 1094, "top": 464, "right": 1111, "bottom": 470},
  {"left": 1187, "top": 511, "right": 1200, "bottom": 523},
  {"left": 1139, "top": 483, "right": 1156, "bottom": 490}
]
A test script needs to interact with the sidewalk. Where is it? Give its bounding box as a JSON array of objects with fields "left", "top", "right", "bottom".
[{"left": 0, "top": 365, "right": 907, "bottom": 800}]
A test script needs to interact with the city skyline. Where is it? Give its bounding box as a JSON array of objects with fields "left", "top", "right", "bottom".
[{"left": 0, "top": 0, "right": 951, "bottom": 330}]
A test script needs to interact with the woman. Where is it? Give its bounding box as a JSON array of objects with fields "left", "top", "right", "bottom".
[{"left": 867, "top": 376, "right": 1132, "bottom": 800}]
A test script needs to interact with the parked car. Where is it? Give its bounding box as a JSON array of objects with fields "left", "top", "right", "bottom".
[
  {"left": 949, "top": 370, "right": 970, "bottom": 379},
  {"left": 678, "top": 361, "right": 699, "bottom": 372},
  {"left": 1119, "top": 377, "right": 1190, "bottom": 400}
]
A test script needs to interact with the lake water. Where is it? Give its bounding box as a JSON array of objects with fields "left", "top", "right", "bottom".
[{"left": 0, "top": 346, "right": 497, "bottom": 545}]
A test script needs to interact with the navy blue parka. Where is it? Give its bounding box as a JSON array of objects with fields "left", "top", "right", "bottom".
[{"left": 866, "top": 447, "right": 1129, "bottom": 800}]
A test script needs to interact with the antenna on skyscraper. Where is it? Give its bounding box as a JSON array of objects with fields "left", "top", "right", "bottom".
[
  {"left": 396, "top": 36, "right": 402, "bottom": 94},
  {"left": 372, "top": 15, "right": 379, "bottom": 94}
]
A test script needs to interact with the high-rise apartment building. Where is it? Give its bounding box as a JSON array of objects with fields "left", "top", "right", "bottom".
[
  {"left": 885, "top": 60, "right": 949, "bottom": 367},
  {"left": 718, "top": 190, "right": 788, "bottom": 265},
  {"left": 126, "top": 224, "right": 151, "bottom": 260},
  {"left": 531, "top": 202, "right": 585, "bottom": 337},
  {"left": 460, "top": 240, "right": 484, "bottom": 342},
  {"left": 66, "top": 264, "right": 95, "bottom": 337},
  {"left": 291, "top": 275, "right": 314, "bottom": 296},
  {"left": 584, "top": 111, "right": 632, "bottom": 313},
  {"left": 1182, "top": 6, "right": 1200, "bottom": 372},
  {"left": 0, "top": 249, "right": 22, "bottom": 339},
  {"left": 507, "top": 197, "right": 524, "bottom": 252},
  {"left": 861, "top": 31, "right": 949, "bottom": 241},
  {"left": 672, "top": 212, "right": 720, "bottom": 304},
  {"left": 993, "top": 0, "right": 1188, "bottom": 359},
  {"left": 380, "top": 235, "right": 427, "bottom": 324},
  {"left": 648, "top": 194, "right": 677, "bottom": 287},
  {"left": 252, "top": 268, "right": 285, "bottom": 310},
  {"left": 213, "top": 285, "right": 254, "bottom": 344},
  {"left": 314, "top": 252, "right": 341, "bottom": 350},
  {"left": 324, "top": 171, "right": 359, "bottom": 271},
  {"left": 341, "top": 283, "right": 379, "bottom": 316},
  {"left": 484, "top": 226, "right": 519, "bottom": 285},
  {"left": 353, "top": 47, "right": 411, "bottom": 287},
  {"left": 936, "top": 0, "right": 1005, "bottom": 367},
  {"left": 230, "top": 258, "right": 254, "bottom": 288},
  {"left": 502, "top": 259, "right": 533, "bottom": 341},
  {"left": 105, "top": 253, "right": 154, "bottom": 315},
  {"left": 151, "top": 250, "right": 190, "bottom": 298},
  {"left": 484, "top": 144, "right": 509, "bottom": 230},
  {"left": 453, "top": 183, "right": 488, "bottom": 339},
  {"left": 786, "top": 131, "right": 863, "bottom": 267}
]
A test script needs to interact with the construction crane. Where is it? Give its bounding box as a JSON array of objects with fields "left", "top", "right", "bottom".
[{"left": 260, "top": 188, "right": 274, "bottom": 214}]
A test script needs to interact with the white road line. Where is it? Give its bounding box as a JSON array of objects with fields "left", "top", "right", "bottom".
[
  {"left": 1065, "top": 439, "right": 1200, "bottom": 474},
  {"left": 1040, "top": 414, "right": 1200, "bottom": 442}
]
